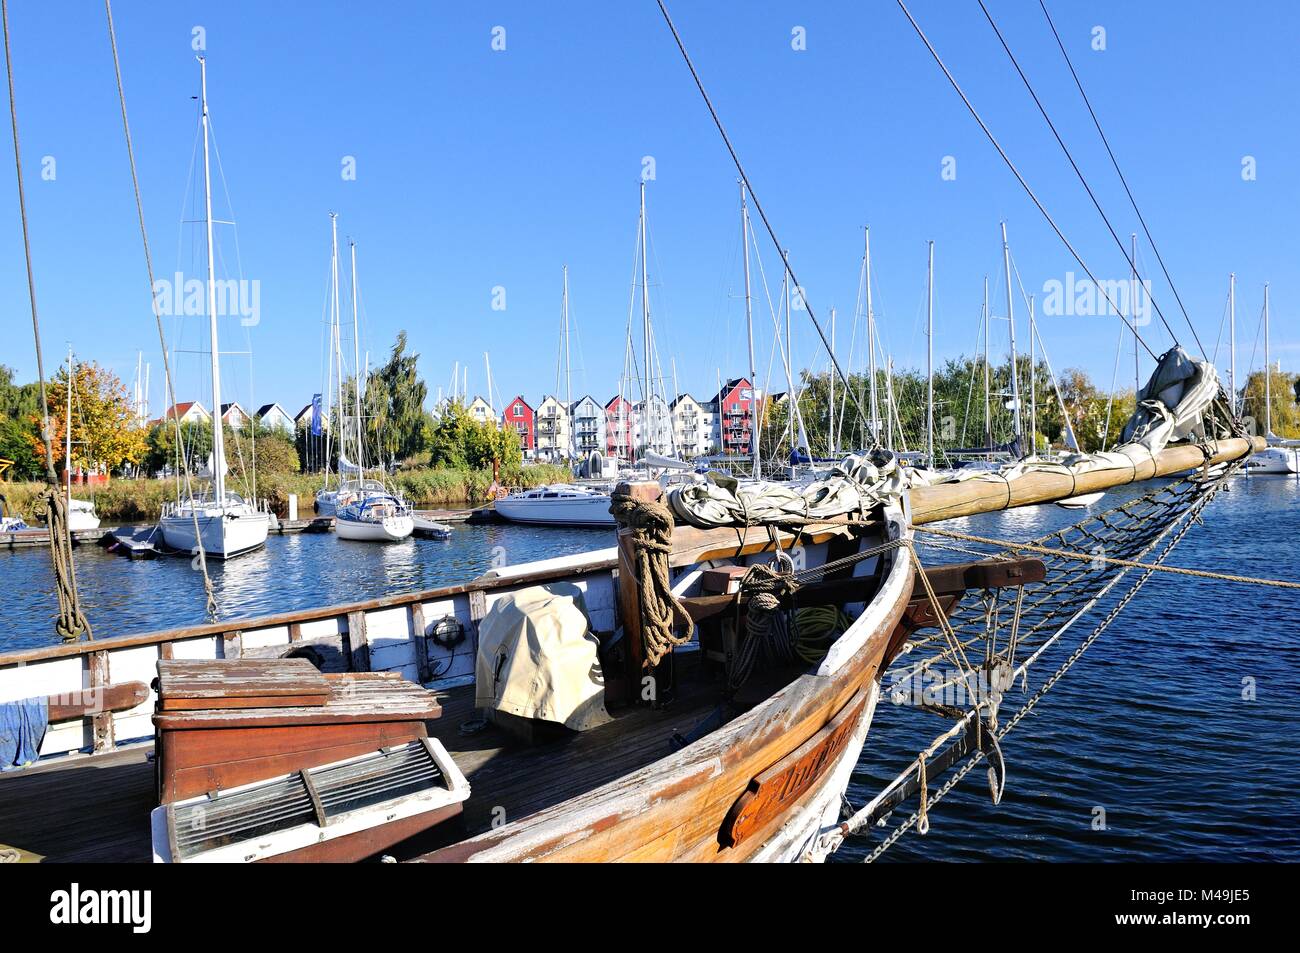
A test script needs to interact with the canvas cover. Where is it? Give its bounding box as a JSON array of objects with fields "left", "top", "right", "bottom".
[{"left": 474, "top": 584, "right": 611, "bottom": 731}]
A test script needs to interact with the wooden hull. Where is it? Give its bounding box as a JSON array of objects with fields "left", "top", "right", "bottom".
[{"left": 419, "top": 505, "right": 914, "bottom": 863}]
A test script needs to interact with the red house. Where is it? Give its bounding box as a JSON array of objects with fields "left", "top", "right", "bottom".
[
  {"left": 714, "top": 377, "right": 757, "bottom": 455},
  {"left": 503, "top": 396, "right": 534, "bottom": 451},
  {"left": 605, "top": 395, "right": 634, "bottom": 460}
]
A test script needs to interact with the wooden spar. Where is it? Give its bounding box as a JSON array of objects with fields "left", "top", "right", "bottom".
[{"left": 910, "top": 436, "right": 1263, "bottom": 525}]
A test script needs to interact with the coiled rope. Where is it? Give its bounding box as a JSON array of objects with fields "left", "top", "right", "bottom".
[
  {"left": 609, "top": 491, "right": 691, "bottom": 668},
  {"left": 3, "top": 0, "right": 89, "bottom": 640}
]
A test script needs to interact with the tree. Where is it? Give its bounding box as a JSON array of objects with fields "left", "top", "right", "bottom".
[
  {"left": 426, "top": 398, "right": 520, "bottom": 470},
  {"left": 145, "top": 421, "right": 213, "bottom": 476},
  {"left": 1240, "top": 367, "right": 1300, "bottom": 438},
  {"left": 36, "top": 361, "right": 146, "bottom": 474},
  {"left": 0, "top": 365, "right": 39, "bottom": 422},
  {"left": 363, "top": 331, "right": 428, "bottom": 467},
  {"left": 226, "top": 421, "right": 300, "bottom": 481}
]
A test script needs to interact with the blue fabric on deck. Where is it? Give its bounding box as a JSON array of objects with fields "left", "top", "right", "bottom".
[{"left": 0, "top": 696, "right": 48, "bottom": 771}]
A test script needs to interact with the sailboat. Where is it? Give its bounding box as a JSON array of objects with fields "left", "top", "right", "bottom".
[
  {"left": 158, "top": 58, "right": 270, "bottom": 560},
  {"left": 496, "top": 264, "right": 617, "bottom": 527},
  {"left": 331, "top": 234, "right": 414, "bottom": 543},
  {"left": 1245, "top": 283, "right": 1299, "bottom": 474}
]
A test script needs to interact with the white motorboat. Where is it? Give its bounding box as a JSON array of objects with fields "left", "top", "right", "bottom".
[
  {"left": 495, "top": 484, "right": 615, "bottom": 527},
  {"left": 66, "top": 498, "right": 101, "bottom": 531},
  {"left": 1244, "top": 445, "right": 1299, "bottom": 475},
  {"left": 335, "top": 493, "right": 414, "bottom": 542},
  {"left": 160, "top": 492, "right": 270, "bottom": 559},
  {"left": 1056, "top": 491, "right": 1106, "bottom": 509}
]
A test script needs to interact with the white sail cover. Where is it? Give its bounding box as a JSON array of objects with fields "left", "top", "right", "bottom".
[
  {"left": 474, "top": 584, "right": 612, "bottom": 732},
  {"left": 667, "top": 347, "right": 1229, "bottom": 529},
  {"left": 336, "top": 453, "right": 362, "bottom": 475}
]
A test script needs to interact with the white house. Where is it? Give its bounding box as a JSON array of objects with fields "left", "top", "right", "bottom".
[
  {"left": 569, "top": 395, "right": 606, "bottom": 456},
  {"left": 220, "top": 402, "right": 250, "bottom": 431},
  {"left": 467, "top": 396, "right": 495, "bottom": 424},
  {"left": 670, "top": 394, "right": 712, "bottom": 458},
  {"left": 154, "top": 401, "right": 210, "bottom": 426},
  {"left": 255, "top": 402, "right": 294, "bottom": 434},
  {"left": 534, "top": 395, "right": 571, "bottom": 458},
  {"left": 633, "top": 394, "right": 674, "bottom": 457}
]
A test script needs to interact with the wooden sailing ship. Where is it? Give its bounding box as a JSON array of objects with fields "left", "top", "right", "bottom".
[{"left": 0, "top": 433, "right": 1260, "bottom": 863}]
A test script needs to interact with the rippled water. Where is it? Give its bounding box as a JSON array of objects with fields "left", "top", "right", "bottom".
[
  {"left": 0, "top": 522, "right": 609, "bottom": 649},
  {"left": 2, "top": 476, "right": 1296, "bottom": 861},
  {"left": 836, "top": 475, "right": 1300, "bottom": 863}
]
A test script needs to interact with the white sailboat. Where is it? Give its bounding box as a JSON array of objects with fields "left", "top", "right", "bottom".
[
  {"left": 331, "top": 231, "right": 414, "bottom": 542},
  {"left": 159, "top": 58, "right": 270, "bottom": 559},
  {"left": 1245, "top": 282, "right": 1299, "bottom": 474}
]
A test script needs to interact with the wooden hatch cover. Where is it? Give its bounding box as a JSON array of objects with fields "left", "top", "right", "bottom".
[
  {"left": 157, "top": 658, "right": 330, "bottom": 711},
  {"left": 719, "top": 689, "right": 870, "bottom": 848}
]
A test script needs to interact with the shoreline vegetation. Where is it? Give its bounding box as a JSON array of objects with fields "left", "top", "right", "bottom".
[{"left": 0, "top": 463, "right": 573, "bottom": 525}]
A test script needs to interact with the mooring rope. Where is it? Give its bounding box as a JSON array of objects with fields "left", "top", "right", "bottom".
[
  {"left": 609, "top": 491, "right": 692, "bottom": 668},
  {"left": 3, "top": 0, "right": 90, "bottom": 640},
  {"left": 105, "top": 0, "right": 217, "bottom": 620}
]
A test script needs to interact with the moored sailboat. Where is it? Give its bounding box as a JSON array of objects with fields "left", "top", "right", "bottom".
[{"left": 158, "top": 57, "right": 269, "bottom": 560}]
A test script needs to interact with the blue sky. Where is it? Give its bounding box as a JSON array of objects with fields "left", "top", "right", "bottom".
[{"left": 2, "top": 1, "right": 1296, "bottom": 417}]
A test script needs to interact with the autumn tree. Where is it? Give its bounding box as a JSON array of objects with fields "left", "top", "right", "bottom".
[{"left": 36, "top": 361, "right": 146, "bottom": 475}]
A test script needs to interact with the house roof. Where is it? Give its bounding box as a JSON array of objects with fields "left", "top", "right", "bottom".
[
  {"left": 713, "top": 377, "right": 752, "bottom": 405},
  {"left": 161, "top": 401, "right": 206, "bottom": 420},
  {"left": 255, "top": 402, "right": 288, "bottom": 419},
  {"left": 605, "top": 394, "right": 632, "bottom": 410},
  {"left": 294, "top": 403, "right": 314, "bottom": 421},
  {"left": 669, "top": 393, "right": 696, "bottom": 410},
  {"left": 220, "top": 402, "right": 247, "bottom": 417},
  {"left": 506, "top": 395, "right": 533, "bottom": 411}
]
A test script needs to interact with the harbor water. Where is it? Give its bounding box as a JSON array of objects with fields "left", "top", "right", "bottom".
[{"left": 1, "top": 476, "right": 1296, "bottom": 861}]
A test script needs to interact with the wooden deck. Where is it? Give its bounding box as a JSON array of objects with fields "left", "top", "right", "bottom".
[{"left": 0, "top": 668, "right": 736, "bottom": 862}]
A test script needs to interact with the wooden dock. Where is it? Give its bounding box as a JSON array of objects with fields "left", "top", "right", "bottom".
[{"left": 2, "top": 516, "right": 337, "bottom": 552}]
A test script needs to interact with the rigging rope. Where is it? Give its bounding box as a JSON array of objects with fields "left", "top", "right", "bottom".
[
  {"left": 1038, "top": 0, "right": 1201, "bottom": 354},
  {"left": 3, "top": 0, "right": 90, "bottom": 640},
  {"left": 654, "top": 0, "right": 880, "bottom": 446},
  {"left": 975, "top": 0, "right": 1203, "bottom": 358},
  {"left": 916, "top": 525, "right": 1300, "bottom": 590},
  {"left": 894, "top": 0, "right": 1157, "bottom": 360},
  {"left": 105, "top": 0, "right": 218, "bottom": 620}
]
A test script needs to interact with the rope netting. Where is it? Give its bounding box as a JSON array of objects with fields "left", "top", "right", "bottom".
[{"left": 829, "top": 464, "right": 1239, "bottom": 862}]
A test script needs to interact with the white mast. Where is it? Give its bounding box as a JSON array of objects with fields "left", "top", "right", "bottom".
[
  {"left": 329, "top": 215, "right": 344, "bottom": 465},
  {"left": 639, "top": 182, "right": 653, "bottom": 462},
  {"left": 1264, "top": 282, "right": 1272, "bottom": 438},
  {"left": 983, "top": 275, "right": 991, "bottom": 449},
  {"left": 198, "top": 57, "right": 226, "bottom": 510},
  {"left": 865, "top": 227, "right": 879, "bottom": 449},
  {"left": 65, "top": 344, "right": 74, "bottom": 498},
  {"left": 828, "top": 306, "right": 836, "bottom": 458},
  {"left": 350, "top": 239, "right": 364, "bottom": 473},
  {"left": 484, "top": 352, "right": 495, "bottom": 419},
  {"left": 1001, "top": 221, "right": 1024, "bottom": 444},
  {"left": 562, "top": 264, "right": 574, "bottom": 458},
  {"left": 926, "top": 240, "right": 934, "bottom": 466},
  {"left": 1228, "top": 272, "right": 1237, "bottom": 416},
  {"left": 1028, "top": 295, "right": 1037, "bottom": 456},
  {"left": 1131, "top": 232, "right": 1139, "bottom": 394},
  {"left": 741, "top": 182, "right": 759, "bottom": 475}
]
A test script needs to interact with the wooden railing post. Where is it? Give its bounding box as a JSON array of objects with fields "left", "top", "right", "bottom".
[
  {"left": 614, "top": 481, "right": 663, "bottom": 700},
  {"left": 89, "top": 650, "right": 114, "bottom": 753}
]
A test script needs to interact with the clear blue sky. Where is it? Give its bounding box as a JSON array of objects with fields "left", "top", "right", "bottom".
[{"left": 2, "top": 1, "right": 1296, "bottom": 416}]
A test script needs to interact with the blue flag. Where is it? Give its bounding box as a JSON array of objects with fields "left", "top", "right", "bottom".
[{"left": 311, "top": 393, "right": 322, "bottom": 436}]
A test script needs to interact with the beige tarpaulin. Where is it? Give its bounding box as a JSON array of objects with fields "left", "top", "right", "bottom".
[{"left": 474, "top": 583, "right": 611, "bottom": 732}]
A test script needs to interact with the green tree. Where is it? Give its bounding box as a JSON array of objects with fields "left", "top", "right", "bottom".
[{"left": 1241, "top": 367, "right": 1300, "bottom": 438}]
